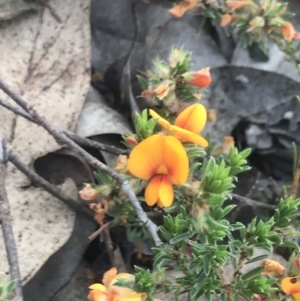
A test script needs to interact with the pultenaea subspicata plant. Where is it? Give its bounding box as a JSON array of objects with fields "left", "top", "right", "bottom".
[
  {"left": 168, "top": 0, "right": 300, "bottom": 66},
  {"left": 83, "top": 48, "right": 300, "bottom": 301}
]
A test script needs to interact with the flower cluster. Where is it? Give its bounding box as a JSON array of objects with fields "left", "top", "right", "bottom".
[
  {"left": 138, "top": 48, "right": 212, "bottom": 118},
  {"left": 88, "top": 267, "right": 162, "bottom": 301},
  {"left": 127, "top": 103, "right": 208, "bottom": 208},
  {"left": 168, "top": 0, "right": 300, "bottom": 65},
  {"left": 84, "top": 47, "right": 300, "bottom": 301}
]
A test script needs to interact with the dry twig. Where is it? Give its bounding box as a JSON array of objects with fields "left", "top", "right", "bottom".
[
  {"left": 0, "top": 140, "right": 23, "bottom": 301},
  {"left": 88, "top": 221, "right": 112, "bottom": 242},
  {"left": 35, "top": 0, "right": 62, "bottom": 23},
  {"left": 232, "top": 193, "right": 276, "bottom": 210},
  {"left": 0, "top": 78, "right": 163, "bottom": 247},
  {"left": 7, "top": 149, "right": 92, "bottom": 217},
  {"left": 0, "top": 97, "right": 129, "bottom": 156}
]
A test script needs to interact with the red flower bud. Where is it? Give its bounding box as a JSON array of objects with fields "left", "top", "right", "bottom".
[
  {"left": 126, "top": 136, "right": 138, "bottom": 145},
  {"left": 188, "top": 68, "right": 212, "bottom": 88}
]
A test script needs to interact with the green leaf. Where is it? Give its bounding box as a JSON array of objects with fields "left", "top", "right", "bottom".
[
  {"left": 241, "top": 266, "right": 265, "bottom": 281},
  {"left": 220, "top": 205, "right": 236, "bottom": 218},
  {"left": 282, "top": 241, "right": 300, "bottom": 252},
  {"left": 170, "top": 232, "right": 191, "bottom": 244},
  {"left": 136, "top": 75, "right": 148, "bottom": 90},
  {"left": 230, "top": 222, "right": 245, "bottom": 231},
  {"left": 220, "top": 292, "right": 226, "bottom": 301},
  {"left": 4, "top": 280, "right": 15, "bottom": 296},
  {"left": 245, "top": 254, "right": 268, "bottom": 264},
  {"left": 203, "top": 252, "right": 210, "bottom": 275},
  {"left": 196, "top": 270, "right": 207, "bottom": 288}
]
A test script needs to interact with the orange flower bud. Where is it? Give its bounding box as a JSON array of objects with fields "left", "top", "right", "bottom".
[
  {"left": 293, "top": 258, "right": 300, "bottom": 269},
  {"left": 155, "top": 84, "right": 170, "bottom": 100},
  {"left": 126, "top": 136, "right": 138, "bottom": 145},
  {"left": 226, "top": 0, "right": 249, "bottom": 10},
  {"left": 261, "top": 259, "right": 285, "bottom": 277},
  {"left": 281, "top": 22, "right": 300, "bottom": 42},
  {"left": 253, "top": 294, "right": 266, "bottom": 301},
  {"left": 221, "top": 14, "right": 233, "bottom": 27},
  {"left": 188, "top": 68, "right": 212, "bottom": 88},
  {"left": 79, "top": 184, "right": 98, "bottom": 201},
  {"left": 169, "top": 0, "right": 198, "bottom": 18}
]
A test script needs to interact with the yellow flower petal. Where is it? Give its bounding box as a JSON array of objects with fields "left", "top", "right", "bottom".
[
  {"left": 145, "top": 175, "right": 174, "bottom": 207},
  {"left": 89, "top": 284, "right": 107, "bottom": 291},
  {"left": 158, "top": 175, "right": 174, "bottom": 207},
  {"left": 170, "top": 125, "right": 208, "bottom": 147},
  {"left": 87, "top": 290, "right": 110, "bottom": 301},
  {"left": 102, "top": 267, "right": 118, "bottom": 289},
  {"left": 110, "top": 273, "right": 145, "bottom": 301},
  {"left": 127, "top": 135, "right": 189, "bottom": 184},
  {"left": 127, "top": 135, "right": 164, "bottom": 180},
  {"left": 282, "top": 277, "right": 300, "bottom": 295},
  {"left": 293, "top": 293, "right": 300, "bottom": 301},
  {"left": 161, "top": 135, "right": 189, "bottom": 184},
  {"left": 145, "top": 175, "right": 160, "bottom": 206},
  {"left": 175, "top": 103, "right": 207, "bottom": 134},
  {"left": 149, "top": 109, "right": 171, "bottom": 130}
]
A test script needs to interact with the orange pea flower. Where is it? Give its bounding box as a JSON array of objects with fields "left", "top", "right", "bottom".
[
  {"left": 188, "top": 68, "right": 212, "bottom": 88},
  {"left": 88, "top": 267, "right": 146, "bottom": 301},
  {"left": 281, "top": 277, "right": 300, "bottom": 301},
  {"left": 261, "top": 259, "right": 285, "bottom": 277},
  {"left": 149, "top": 103, "right": 208, "bottom": 147},
  {"left": 127, "top": 134, "right": 189, "bottom": 207},
  {"left": 281, "top": 22, "right": 300, "bottom": 42}
]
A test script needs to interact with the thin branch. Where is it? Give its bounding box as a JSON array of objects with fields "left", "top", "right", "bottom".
[
  {"left": 64, "top": 131, "right": 130, "bottom": 156},
  {"left": 0, "top": 140, "right": 23, "bottom": 301},
  {"left": 88, "top": 221, "right": 112, "bottom": 242},
  {"left": 0, "top": 97, "right": 129, "bottom": 156},
  {"left": 7, "top": 149, "right": 92, "bottom": 217},
  {"left": 231, "top": 193, "right": 276, "bottom": 210},
  {"left": 35, "top": 0, "right": 62, "bottom": 23},
  {"left": 0, "top": 78, "right": 163, "bottom": 247}
]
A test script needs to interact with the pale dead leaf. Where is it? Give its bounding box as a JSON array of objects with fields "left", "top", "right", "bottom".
[
  {"left": 0, "top": 0, "right": 90, "bottom": 283},
  {"left": 75, "top": 86, "right": 131, "bottom": 168}
]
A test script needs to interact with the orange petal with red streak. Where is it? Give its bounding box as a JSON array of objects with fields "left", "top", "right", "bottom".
[
  {"left": 127, "top": 135, "right": 189, "bottom": 184},
  {"left": 175, "top": 103, "right": 207, "bottom": 133}
]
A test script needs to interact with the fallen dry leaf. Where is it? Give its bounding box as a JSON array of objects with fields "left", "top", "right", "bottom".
[{"left": 0, "top": 0, "right": 90, "bottom": 283}]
